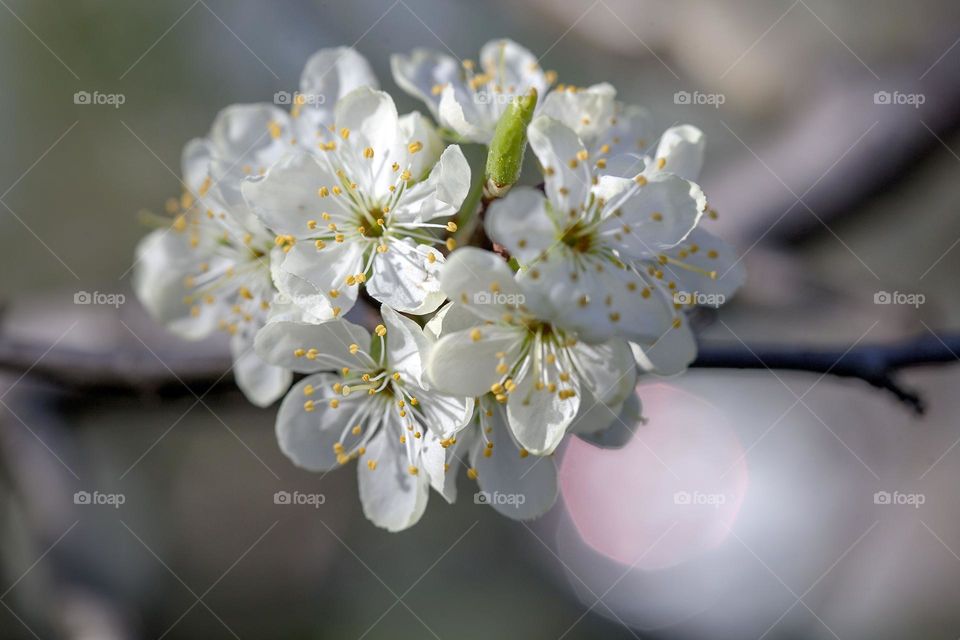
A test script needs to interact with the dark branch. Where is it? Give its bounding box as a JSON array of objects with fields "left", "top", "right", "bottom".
[
  {"left": 0, "top": 333, "right": 236, "bottom": 399},
  {"left": 0, "top": 321, "right": 957, "bottom": 414},
  {"left": 694, "top": 332, "right": 960, "bottom": 414}
]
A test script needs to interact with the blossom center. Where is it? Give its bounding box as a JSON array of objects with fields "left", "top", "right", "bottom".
[{"left": 559, "top": 221, "right": 594, "bottom": 253}]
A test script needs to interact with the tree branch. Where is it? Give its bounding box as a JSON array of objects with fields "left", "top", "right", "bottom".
[
  {"left": 693, "top": 332, "right": 960, "bottom": 414},
  {"left": 0, "top": 322, "right": 956, "bottom": 413}
]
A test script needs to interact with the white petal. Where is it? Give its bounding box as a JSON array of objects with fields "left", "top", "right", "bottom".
[
  {"left": 422, "top": 426, "right": 473, "bottom": 504},
  {"left": 271, "top": 253, "right": 344, "bottom": 321},
  {"left": 665, "top": 228, "right": 745, "bottom": 303},
  {"left": 208, "top": 103, "right": 294, "bottom": 208},
  {"left": 569, "top": 390, "right": 624, "bottom": 436},
  {"left": 533, "top": 255, "right": 674, "bottom": 344},
  {"left": 575, "top": 391, "right": 642, "bottom": 449},
  {"left": 438, "top": 247, "right": 526, "bottom": 322},
  {"left": 333, "top": 87, "right": 403, "bottom": 194},
  {"left": 182, "top": 137, "right": 214, "bottom": 198},
  {"left": 471, "top": 404, "right": 558, "bottom": 519},
  {"left": 654, "top": 125, "right": 705, "bottom": 181},
  {"left": 631, "top": 317, "right": 697, "bottom": 376},
  {"left": 293, "top": 47, "right": 378, "bottom": 140},
  {"left": 438, "top": 84, "right": 490, "bottom": 143},
  {"left": 366, "top": 239, "right": 445, "bottom": 315},
  {"left": 599, "top": 152, "right": 650, "bottom": 180},
  {"left": 602, "top": 103, "right": 655, "bottom": 159},
  {"left": 528, "top": 116, "right": 591, "bottom": 212},
  {"left": 423, "top": 302, "right": 482, "bottom": 341},
  {"left": 415, "top": 389, "right": 474, "bottom": 439},
  {"left": 254, "top": 319, "right": 371, "bottom": 373},
  {"left": 426, "top": 325, "right": 526, "bottom": 397},
  {"left": 398, "top": 111, "right": 445, "bottom": 181},
  {"left": 275, "top": 373, "right": 366, "bottom": 471},
  {"left": 241, "top": 150, "right": 348, "bottom": 236},
  {"left": 484, "top": 187, "right": 557, "bottom": 265},
  {"left": 392, "top": 145, "right": 471, "bottom": 223},
  {"left": 478, "top": 39, "right": 549, "bottom": 97},
  {"left": 210, "top": 103, "right": 293, "bottom": 164},
  {"left": 539, "top": 83, "right": 616, "bottom": 147},
  {"left": 231, "top": 330, "right": 292, "bottom": 407},
  {"left": 277, "top": 237, "right": 365, "bottom": 316},
  {"left": 264, "top": 274, "right": 331, "bottom": 323},
  {"left": 599, "top": 173, "right": 705, "bottom": 259},
  {"left": 391, "top": 48, "right": 461, "bottom": 121},
  {"left": 381, "top": 305, "right": 430, "bottom": 386},
  {"left": 358, "top": 424, "right": 430, "bottom": 532},
  {"left": 506, "top": 364, "right": 579, "bottom": 455},
  {"left": 572, "top": 338, "right": 637, "bottom": 407},
  {"left": 303, "top": 47, "right": 378, "bottom": 97},
  {"left": 132, "top": 229, "right": 223, "bottom": 340}
]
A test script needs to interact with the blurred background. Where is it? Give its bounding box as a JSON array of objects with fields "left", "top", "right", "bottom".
[{"left": 2, "top": 0, "right": 960, "bottom": 638}]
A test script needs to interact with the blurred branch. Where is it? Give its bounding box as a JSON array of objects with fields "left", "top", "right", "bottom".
[
  {"left": 1, "top": 320, "right": 957, "bottom": 413},
  {"left": 709, "top": 44, "right": 960, "bottom": 247},
  {"left": 694, "top": 332, "right": 960, "bottom": 414},
  {"left": 0, "top": 331, "right": 234, "bottom": 398}
]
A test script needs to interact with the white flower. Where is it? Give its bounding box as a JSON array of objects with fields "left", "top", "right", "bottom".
[
  {"left": 134, "top": 47, "right": 379, "bottom": 406},
  {"left": 485, "top": 115, "right": 706, "bottom": 348},
  {"left": 241, "top": 87, "right": 471, "bottom": 319},
  {"left": 392, "top": 38, "right": 554, "bottom": 144},
  {"left": 421, "top": 308, "right": 559, "bottom": 518},
  {"left": 255, "top": 306, "right": 474, "bottom": 532},
  {"left": 425, "top": 248, "right": 637, "bottom": 456},
  {"left": 134, "top": 107, "right": 299, "bottom": 407}
]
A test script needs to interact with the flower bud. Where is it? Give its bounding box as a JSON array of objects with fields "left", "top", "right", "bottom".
[{"left": 484, "top": 88, "right": 538, "bottom": 198}]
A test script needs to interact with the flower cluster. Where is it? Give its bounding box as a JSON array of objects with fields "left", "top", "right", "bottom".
[{"left": 135, "top": 39, "right": 743, "bottom": 531}]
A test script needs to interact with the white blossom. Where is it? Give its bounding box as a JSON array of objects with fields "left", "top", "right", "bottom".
[
  {"left": 392, "top": 38, "right": 554, "bottom": 144},
  {"left": 133, "top": 40, "right": 745, "bottom": 531},
  {"left": 242, "top": 87, "right": 471, "bottom": 320},
  {"left": 484, "top": 116, "right": 704, "bottom": 349},
  {"left": 425, "top": 248, "right": 637, "bottom": 456},
  {"left": 134, "top": 47, "right": 379, "bottom": 406},
  {"left": 255, "top": 306, "right": 473, "bottom": 531},
  {"left": 134, "top": 106, "right": 296, "bottom": 406}
]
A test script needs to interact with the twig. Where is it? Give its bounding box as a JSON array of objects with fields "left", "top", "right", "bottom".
[{"left": 694, "top": 332, "right": 960, "bottom": 414}]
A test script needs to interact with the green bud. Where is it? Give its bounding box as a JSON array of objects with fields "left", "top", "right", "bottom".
[{"left": 484, "top": 88, "right": 538, "bottom": 198}]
